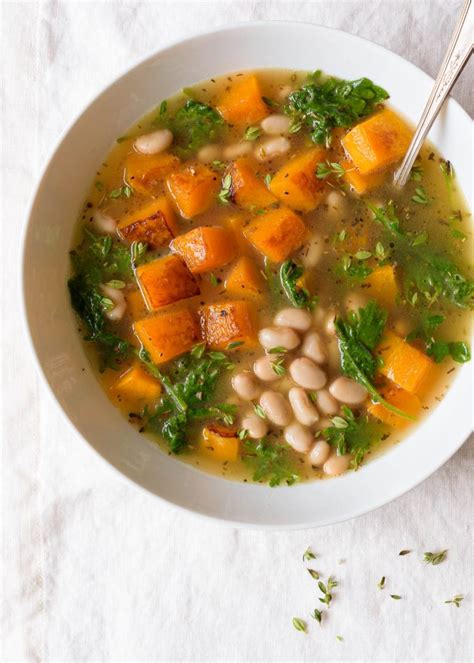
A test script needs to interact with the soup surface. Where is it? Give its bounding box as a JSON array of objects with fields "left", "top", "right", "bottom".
[{"left": 69, "top": 69, "right": 473, "bottom": 486}]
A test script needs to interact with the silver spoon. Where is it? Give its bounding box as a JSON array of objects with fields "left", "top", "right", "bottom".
[{"left": 394, "top": 0, "right": 473, "bottom": 187}]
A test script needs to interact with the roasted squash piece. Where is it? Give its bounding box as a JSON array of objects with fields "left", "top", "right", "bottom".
[
  {"left": 223, "top": 214, "right": 251, "bottom": 254},
  {"left": 198, "top": 423, "right": 239, "bottom": 462},
  {"left": 270, "top": 148, "right": 327, "bottom": 212},
  {"left": 216, "top": 74, "right": 269, "bottom": 126},
  {"left": 376, "top": 332, "right": 435, "bottom": 394},
  {"left": 136, "top": 254, "right": 200, "bottom": 310},
  {"left": 109, "top": 362, "right": 162, "bottom": 406},
  {"left": 368, "top": 385, "right": 421, "bottom": 429},
  {"left": 341, "top": 159, "right": 385, "bottom": 194},
  {"left": 229, "top": 158, "right": 277, "bottom": 210},
  {"left": 166, "top": 163, "right": 219, "bottom": 218},
  {"left": 118, "top": 196, "right": 177, "bottom": 249},
  {"left": 364, "top": 265, "right": 399, "bottom": 308},
  {"left": 125, "top": 152, "right": 180, "bottom": 195},
  {"left": 134, "top": 307, "right": 201, "bottom": 364},
  {"left": 126, "top": 289, "right": 148, "bottom": 320},
  {"left": 342, "top": 109, "right": 413, "bottom": 175},
  {"left": 243, "top": 207, "right": 306, "bottom": 262},
  {"left": 199, "top": 300, "right": 257, "bottom": 350},
  {"left": 225, "top": 256, "right": 265, "bottom": 299},
  {"left": 171, "top": 226, "right": 236, "bottom": 274}
]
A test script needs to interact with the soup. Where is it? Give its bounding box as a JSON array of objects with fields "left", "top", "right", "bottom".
[{"left": 68, "top": 69, "right": 473, "bottom": 486}]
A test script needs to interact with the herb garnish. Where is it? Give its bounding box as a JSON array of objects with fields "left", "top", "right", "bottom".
[
  {"left": 399, "top": 550, "right": 412, "bottom": 556},
  {"left": 109, "top": 185, "right": 133, "bottom": 199},
  {"left": 280, "top": 260, "right": 317, "bottom": 310},
  {"left": 243, "top": 126, "right": 261, "bottom": 141},
  {"left": 411, "top": 186, "right": 432, "bottom": 206},
  {"left": 243, "top": 438, "right": 299, "bottom": 487},
  {"left": 323, "top": 406, "right": 388, "bottom": 467},
  {"left": 390, "top": 594, "right": 402, "bottom": 600},
  {"left": 316, "top": 160, "right": 347, "bottom": 179},
  {"left": 423, "top": 549, "right": 448, "bottom": 565},
  {"left": 407, "top": 313, "right": 471, "bottom": 364},
  {"left": 307, "top": 569, "right": 320, "bottom": 580},
  {"left": 285, "top": 74, "right": 388, "bottom": 146},
  {"left": 218, "top": 173, "right": 232, "bottom": 204},
  {"left": 311, "top": 609, "right": 323, "bottom": 624},
  {"left": 158, "top": 99, "right": 225, "bottom": 156}
]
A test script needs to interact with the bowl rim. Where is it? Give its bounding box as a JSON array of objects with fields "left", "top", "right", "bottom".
[{"left": 20, "top": 19, "right": 473, "bottom": 530}]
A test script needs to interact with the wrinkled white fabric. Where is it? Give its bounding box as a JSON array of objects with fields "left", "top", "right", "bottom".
[{"left": 1, "top": 1, "right": 473, "bottom": 661}]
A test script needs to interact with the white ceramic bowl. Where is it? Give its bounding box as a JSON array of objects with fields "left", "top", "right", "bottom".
[{"left": 22, "top": 22, "right": 473, "bottom": 529}]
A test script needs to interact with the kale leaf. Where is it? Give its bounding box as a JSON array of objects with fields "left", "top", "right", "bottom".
[
  {"left": 167, "top": 100, "right": 225, "bottom": 155},
  {"left": 280, "top": 260, "right": 317, "bottom": 310},
  {"left": 407, "top": 313, "right": 471, "bottom": 364},
  {"left": 285, "top": 75, "right": 389, "bottom": 146}
]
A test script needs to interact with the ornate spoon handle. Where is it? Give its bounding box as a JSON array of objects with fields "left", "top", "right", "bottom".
[{"left": 394, "top": 0, "right": 473, "bottom": 187}]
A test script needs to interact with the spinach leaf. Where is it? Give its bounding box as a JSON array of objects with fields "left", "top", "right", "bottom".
[
  {"left": 280, "top": 260, "right": 317, "bottom": 310},
  {"left": 168, "top": 100, "right": 225, "bottom": 155},
  {"left": 243, "top": 438, "right": 299, "bottom": 487},
  {"left": 285, "top": 75, "right": 389, "bottom": 146}
]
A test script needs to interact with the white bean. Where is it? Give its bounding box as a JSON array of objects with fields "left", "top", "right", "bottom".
[
  {"left": 134, "top": 129, "right": 173, "bottom": 155},
  {"left": 93, "top": 211, "right": 117, "bottom": 235},
  {"left": 289, "top": 357, "right": 327, "bottom": 390},
  {"left": 223, "top": 142, "right": 252, "bottom": 160},
  {"left": 258, "top": 326, "right": 300, "bottom": 351},
  {"left": 345, "top": 292, "right": 367, "bottom": 313},
  {"left": 329, "top": 376, "right": 368, "bottom": 406},
  {"left": 260, "top": 114, "right": 291, "bottom": 135},
  {"left": 284, "top": 422, "right": 313, "bottom": 453},
  {"left": 274, "top": 308, "right": 312, "bottom": 332},
  {"left": 276, "top": 84, "right": 293, "bottom": 100},
  {"left": 241, "top": 412, "right": 268, "bottom": 439},
  {"left": 289, "top": 387, "right": 319, "bottom": 426},
  {"left": 300, "top": 234, "right": 324, "bottom": 268},
  {"left": 255, "top": 136, "right": 291, "bottom": 161},
  {"left": 324, "top": 190, "right": 346, "bottom": 219},
  {"left": 100, "top": 284, "right": 126, "bottom": 321},
  {"left": 197, "top": 144, "right": 221, "bottom": 163},
  {"left": 301, "top": 331, "right": 328, "bottom": 365},
  {"left": 232, "top": 372, "right": 260, "bottom": 400},
  {"left": 315, "top": 389, "right": 339, "bottom": 416},
  {"left": 323, "top": 453, "right": 351, "bottom": 476},
  {"left": 308, "top": 440, "right": 331, "bottom": 467},
  {"left": 259, "top": 391, "right": 292, "bottom": 427},
  {"left": 253, "top": 355, "right": 281, "bottom": 382}
]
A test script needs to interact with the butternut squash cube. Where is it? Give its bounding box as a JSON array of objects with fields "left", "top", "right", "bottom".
[
  {"left": 341, "top": 159, "right": 385, "bottom": 194},
  {"left": 166, "top": 163, "right": 219, "bottom": 218},
  {"left": 243, "top": 207, "right": 306, "bottom": 262},
  {"left": 126, "top": 289, "right": 147, "bottom": 321},
  {"left": 229, "top": 158, "right": 277, "bottom": 210},
  {"left": 270, "top": 148, "right": 328, "bottom": 212},
  {"left": 225, "top": 256, "right": 265, "bottom": 299},
  {"left": 216, "top": 74, "right": 269, "bottom": 126},
  {"left": 368, "top": 385, "right": 421, "bottom": 429},
  {"left": 376, "top": 332, "right": 435, "bottom": 394},
  {"left": 109, "top": 362, "right": 161, "bottom": 406},
  {"left": 171, "top": 226, "right": 236, "bottom": 274},
  {"left": 223, "top": 214, "right": 251, "bottom": 254},
  {"left": 134, "top": 307, "right": 201, "bottom": 364},
  {"left": 125, "top": 152, "right": 180, "bottom": 195},
  {"left": 342, "top": 109, "right": 413, "bottom": 175},
  {"left": 118, "top": 196, "right": 177, "bottom": 249},
  {"left": 136, "top": 254, "right": 200, "bottom": 310},
  {"left": 364, "top": 265, "right": 399, "bottom": 308},
  {"left": 199, "top": 301, "right": 257, "bottom": 350},
  {"left": 199, "top": 424, "right": 239, "bottom": 462}
]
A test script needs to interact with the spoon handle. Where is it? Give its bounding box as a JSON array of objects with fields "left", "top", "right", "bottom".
[{"left": 394, "top": 0, "right": 473, "bottom": 187}]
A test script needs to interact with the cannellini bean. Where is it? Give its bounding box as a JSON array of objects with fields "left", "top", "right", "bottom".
[
  {"left": 323, "top": 453, "right": 351, "bottom": 476},
  {"left": 241, "top": 412, "right": 268, "bottom": 439},
  {"left": 301, "top": 331, "right": 328, "bottom": 365},
  {"left": 100, "top": 284, "right": 126, "bottom": 321},
  {"left": 255, "top": 136, "right": 290, "bottom": 161},
  {"left": 345, "top": 292, "right": 367, "bottom": 313},
  {"left": 258, "top": 326, "right": 300, "bottom": 351},
  {"left": 276, "top": 84, "right": 293, "bottom": 100},
  {"left": 259, "top": 391, "right": 292, "bottom": 427},
  {"left": 324, "top": 190, "right": 346, "bottom": 219},
  {"left": 315, "top": 389, "right": 339, "bottom": 416},
  {"left": 324, "top": 309, "right": 338, "bottom": 336},
  {"left": 253, "top": 355, "right": 281, "bottom": 382},
  {"left": 274, "top": 307, "right": 312, "bottom": 332},
  {"left": 289, "top": 357, "right": 327, "bottom": 390},
  {"left": 308, "top": 440, "right": 331, "bottom": 466},
  {"left": 300, "top": 234, "right": 324, "bottom": 268},
  {"left": 260, "top": 114, "right": 291, "bottom": 135},
  {"left": 223, "top": 142, "right": 252, "bottom": 160},
  {"left": 197, "top": 144, "right": 221, "bottom": 163},
  {"left": 288, "top": 387, "right": 319, "bottom": 426},
  {"left": 232, "top": 372, "right": 260, "bottom": 400},
  {"left": 134, "top": 129, "right": 173, "bottom": 155},
  {"left": 92, "top": 211, "right": 117, "bottom": 235},
  {"left": 284, "top": 422, "right": 313, "bottom": 453},
  {"left": 329, "top": 376, "right": 368, "bottom": 405}
]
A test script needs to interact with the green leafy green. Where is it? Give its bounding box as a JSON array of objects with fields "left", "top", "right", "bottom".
[
  {"left": 243, "top": 438, "right": 299, "bottom": 487},
  {"left": 323, "top": 406, "right": 388, "bottom": 468},
  {"left": 407, "top": 313, "right": 471, "bottom": 364},
  {"left": 141, "top": 344, "right": 235, "bottom": 453},
  {"left": 368, "top": 202, "right": 474, "bottom": 309},
  {"left": 285, "top": 75, "right": 389, "bottom": 146},
  {"left": 280, "top": 260, "right": 317, "bottom": 310},
  {"left": 164, "top": 100, "right": 225, "bottom": 155}
]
